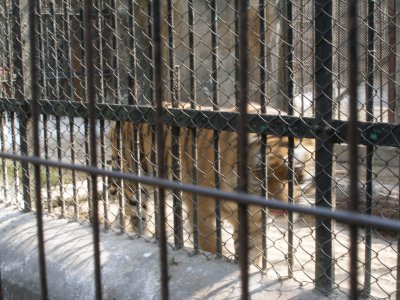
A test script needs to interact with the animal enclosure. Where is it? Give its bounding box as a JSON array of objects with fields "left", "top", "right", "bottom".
[{"left": 0, "top": 0, "right": 400, "bottom": 299}]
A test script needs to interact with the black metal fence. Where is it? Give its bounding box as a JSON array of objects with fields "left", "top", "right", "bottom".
[{"left": 0, "top": 0, "right": 400, "bottom": 299}]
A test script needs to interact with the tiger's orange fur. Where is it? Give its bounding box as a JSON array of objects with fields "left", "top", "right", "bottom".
[{"left": 109, "top": 104, "right": 315, "bottom": 264}]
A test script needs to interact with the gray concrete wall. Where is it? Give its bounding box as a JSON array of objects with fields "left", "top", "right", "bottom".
[{"left": 0, "top": 204, "right": 338, "bottom": 299}]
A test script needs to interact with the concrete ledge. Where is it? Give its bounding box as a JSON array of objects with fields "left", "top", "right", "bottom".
[{"left": 0, "top": 204, "right": 339, "bottom": 299}]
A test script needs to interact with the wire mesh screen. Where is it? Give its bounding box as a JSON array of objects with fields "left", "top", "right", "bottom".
[{"left": 0, "top": 0, "right": 399, "bottom": 298}]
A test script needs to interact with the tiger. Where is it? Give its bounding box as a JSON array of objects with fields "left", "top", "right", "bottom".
[{"left": 108, "top": 104, "right": 315, "bottom": 264}]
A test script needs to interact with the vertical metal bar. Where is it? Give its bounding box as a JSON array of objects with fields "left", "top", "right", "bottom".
[
  {"left": 65, "top": 0, "right": 79, "bottom": 219},
  {"left": 348, "top": 1, "right": 359, "bottom": 299},
  {"left": 114, "top": 121, "right": 125, "bottom": 232},
  {"left": 45, "top": 2, "right": 54, "bottom": 99},
  {"left": 210, "top": 0, "right": 222, "bottom": 258},
  {"left": 148, "top": 0, "right": 159, "bottom": 240},
  {"left": 285, "top": 0, "right": 295, "bottom": 278},
  {"left": 168, "top": 0, "right": 183, "bottom": 249},
  {"left": 286, "top": 0, "right": 294, "bottom": 115},
  {"left": 37, "top": 0, "right": 52, "bottom": 212},
  {"left": 110, "top": 0, "right": 124, "bottom": 232},
  {"left": 0, "top": 113, "right": 7, "bottom": 201},
  {"left": 363, "top": 0, "right": 375, "bottom": 296},
  {"left": 187, "top": 0, "right": 199, "bottom": 253},
  {"left": 171, "top": 66, "right": 183, "bottom": 248},
  {"left": 27, "top": 0, "right": 49, "bottom": 298},
  {"left": 396, "top": 3, "right": 400, "bottom": 299},
  {"left": 43, "top": 114, "right": 52, "bottom": 211},
  {"left": 377, "top": 1, "right": 383, "bottom": 123},
  {"left": 78, "top": 6, "right": 92, "bottom": 217},
  {"left": 13, "top": 0, "right": 31, "bottom": 211},
  {"left": 299, "top": 0, "right": 304, "bottom": 113},
  {"left": 238, "top": 0, "right": 249, "bottom": 298},
  {"left": 83, "top": 0, "right": 102, "bottom": 298},
  {"left": 98, "top": 0, "right": 108, "bottom": 230},
  {"left": 131, "top": 49, "right": 144, "bottom": 235},
  {"left": 37, "top": 1, "right": 53, "bottom": 213},
  {"left": 258, "top": 0, "right": 268, "bottom": 271},
  {"left": 127, "top": 0, "right": 135, "bottom": 107},
  {"left": 167, "top": 0, "right": 175, "bottom": 99},
  {"left": 65, "top": 0, "right": 75, "bottom": 101},
  {"left": 278, "top": 0, "right": 290, "bottom": 109},
  {"left": 52, "top": 3, "right": 65, "bottom": 216},
  {"left": 10, "top": 112, "right": 19, "bottom": 200},
  {"left": 0, "top": 3, "right": 8, "bottom": 203},
  {"left": 59, "top": 0, "right": 69, "bottom": 100},
  {"left": 50, "top": 1, "right": 65, "bottom": 217},
  {"left": 50, "top": 1, "right": 60, "bottom": 94},
  {"left": 398, "top": 215, "right": 400, "bottom": 300},
  {"left": 337, "top": 1, "right": 342, "bottom": 120},
  {"left": 388, "top": 0, "right": 396, "bottom": 123},
  {"left": 234, "top": 0, "right": 239, "bottom": 106},
  {"left": 152, "top": 0, "right": 169, "bottom": 298},
  {"left": 128, "top": 5, "right": 143, "bottom": 235},
  {"left": 111, "top": 0, "right": 119, "bottom": 102},
  {"left": 314, "top": 0, "right": 334, "bottom": 291},
  {"left": 69, "top": 116, "right": 78, "bottom": 219},
  {"left": 3, "top": 0, "right": 19, "bottom": 203},
  {"left": 100, "top": 118, "right": 108, "bottom": 228}
]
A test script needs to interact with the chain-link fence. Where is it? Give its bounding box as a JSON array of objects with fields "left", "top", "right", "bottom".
[{"left": 0, "top": 0, "right": 400, "bottom": 298}]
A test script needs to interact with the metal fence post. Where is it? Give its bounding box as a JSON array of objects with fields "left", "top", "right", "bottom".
[{"left": 314, "top": 0, "right": 335, "bottom": 291}]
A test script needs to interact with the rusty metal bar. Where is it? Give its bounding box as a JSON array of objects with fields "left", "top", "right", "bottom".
[
  {"left": 237, "top": 0, "right": 249, "bottom": 298},
  {"left": 27, "top": 0, "right": 48, "bottom": 298},
  {"left": 348, "top": 0, "right": 360, "bottom": 299},
  {"left": 83, "top": 0, "right": 102, "bottom": 298},
  {"left": 152, "top": 0, "right": 169, "bottom": 298}
]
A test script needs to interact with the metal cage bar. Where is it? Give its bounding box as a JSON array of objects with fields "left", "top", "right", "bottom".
[
  {"left": 27, "top": 0, "right": 48, "bottom": 298},
  {"left": 314, "top": 0, "right": 334, "bottom": 291},
  {"left": 152, "top": 0, "right": 169, "bottom": 298},
  {"left": 83, "top": 0, "right": 102, "bottom": 298},
  {"left": 237, "top": 0, "right": 249, "bottom": 297},
  {"left": 348, "top": 1, "right": 360, "bottom": 299}
]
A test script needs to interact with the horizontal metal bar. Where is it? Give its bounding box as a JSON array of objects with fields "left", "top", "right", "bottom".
[
  {"left": 2, "top": 150, "right": 400, "bottom": 232},
  {"left": 0, "top": 99, "right": 398, "bottom": 147}
]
